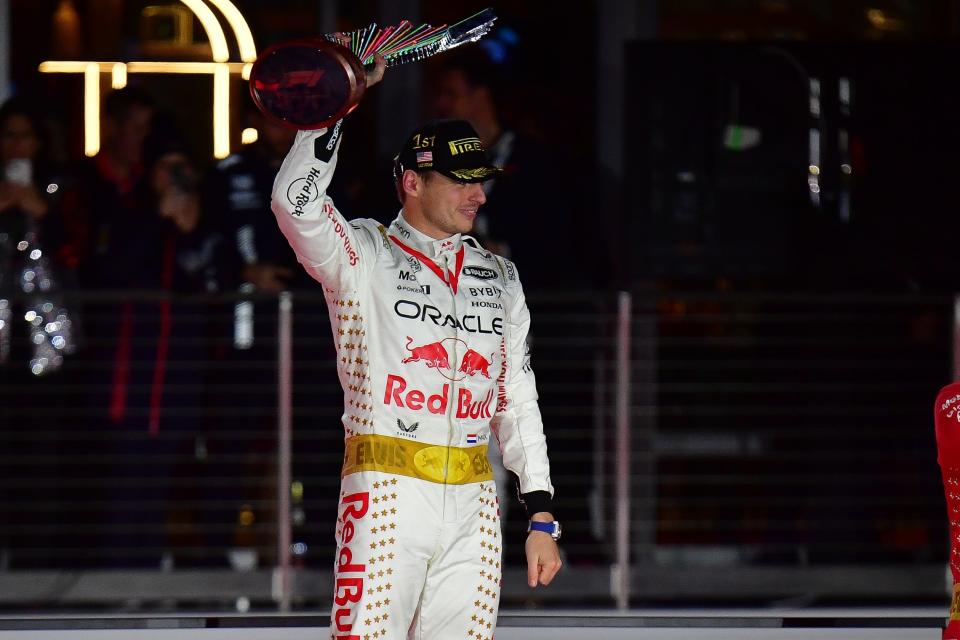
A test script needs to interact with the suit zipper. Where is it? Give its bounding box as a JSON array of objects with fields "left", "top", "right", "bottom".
[{"left": 442, "top": 252, "right": 458, "bottom": 492}]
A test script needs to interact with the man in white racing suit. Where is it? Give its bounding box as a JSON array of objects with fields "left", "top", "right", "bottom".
[{"left": 271, "top": 73, "right": 561, "bottom": 639}]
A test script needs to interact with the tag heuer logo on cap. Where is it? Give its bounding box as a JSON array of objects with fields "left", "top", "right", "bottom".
[{"left": 462, "top": 266, "right": 498, "bottom": 280}]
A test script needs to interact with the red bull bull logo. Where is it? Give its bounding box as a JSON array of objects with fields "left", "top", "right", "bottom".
[
  {"left": 457, "top": 349, "right": 494, "bottom": 379},
  {"left": 401, "top": 336, "right": 450, "bottom": 370},
  {"left": 401, "top": 336, "right": 497, "bottom": 382}
]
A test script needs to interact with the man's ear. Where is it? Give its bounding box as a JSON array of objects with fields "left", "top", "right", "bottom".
[{"left": 401, "top": 170, "right": 421, "bottom": 199}]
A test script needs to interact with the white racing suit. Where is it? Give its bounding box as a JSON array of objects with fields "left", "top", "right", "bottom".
[{"left": 271, "top": 125, "right": 554, "bottom": 640}]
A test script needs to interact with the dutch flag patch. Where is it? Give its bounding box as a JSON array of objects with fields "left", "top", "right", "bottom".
[{"left": 466, "top": 434, "right": 478, "bottom": 444}]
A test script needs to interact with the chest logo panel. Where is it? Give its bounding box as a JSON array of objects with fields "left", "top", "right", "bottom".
[{"left": 462, "top": 265, "right": 498, "bottom": 281}]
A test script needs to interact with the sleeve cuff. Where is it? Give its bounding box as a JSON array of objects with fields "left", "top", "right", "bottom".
[{"left": 519, "top": 490, "right": 554, "bottom": 518}]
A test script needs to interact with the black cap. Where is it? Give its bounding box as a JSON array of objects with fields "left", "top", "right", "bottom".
[{"left": 394, "top": 119, "right": 502, "bottom": 184}]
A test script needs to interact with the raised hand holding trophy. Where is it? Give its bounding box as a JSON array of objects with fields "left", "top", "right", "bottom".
[{"left": 249, "top": 8, "right": 497, "bottom": 130}]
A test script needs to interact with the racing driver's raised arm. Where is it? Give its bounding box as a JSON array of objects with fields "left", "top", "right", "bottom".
[
  {"left": 270, "top": 54, "right": 387, "bottom": 291},
  {"left": 270, "top": 123, "right": 381, "bottom": 291}
]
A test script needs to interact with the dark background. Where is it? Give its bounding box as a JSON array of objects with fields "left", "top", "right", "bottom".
[
  {"left": 4, "top": 0, "right": 960, "bottom": 606},
  {"left": 17, "top": 0, "right": 960, "bottom": 293}
]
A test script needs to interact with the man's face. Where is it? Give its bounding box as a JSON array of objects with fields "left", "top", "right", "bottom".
[
  {"left": 433, "top": 69, "right": 479, "bottom": 121},
  {"left": 106, "top": 104, "right": 153, "bottom": 166},
  {"left": 0, "top": 114, "right": 40, "bottom": 163},
  {"left": 416, "top": 171, "right": 486, "bottom": 238}
]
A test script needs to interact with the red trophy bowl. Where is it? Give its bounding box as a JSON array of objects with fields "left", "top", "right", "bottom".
[{"left": 249, "top": 38, "right": 367, "bottom": 130}]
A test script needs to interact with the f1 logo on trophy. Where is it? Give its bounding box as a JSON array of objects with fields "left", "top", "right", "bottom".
[{"left": 248, "top": 8, "right": 497, "bottom": 129}]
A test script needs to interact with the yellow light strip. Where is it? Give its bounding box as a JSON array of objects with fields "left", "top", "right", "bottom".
[
  {"left": 205, "top": 0, "right": 258, "bottom": 62},
  {"left": 213, "top": 63, "right": 230, "bottom": 159},
  {"left": 126, "top": 61, "right": 247, "bottom": 74},
  {"left": 111, "top": 63, "right": 127, "bottom": 89},
  {"left": 39, "top": 61, "right": 96, "bottom": 73},
  {"left": 84, "top": 63, "right": 100, "bottom": 157},
  {"left": 40, "top": 61, "right": 248, "bottom": 74},
  {"left": 39, "top": 0, "right": 261, "bottom": 161},
  {"left": 178, "top": 0, "right": 230, "bottom": 62}
]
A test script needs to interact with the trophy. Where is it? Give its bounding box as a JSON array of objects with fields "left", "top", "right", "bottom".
[{"left": 249, "top": 8, "right": 497, "bottom": 130}]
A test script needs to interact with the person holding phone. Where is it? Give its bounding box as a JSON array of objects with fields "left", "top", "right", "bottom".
[
  {"left": 0, "top": 96, "right": 74, "bottom": 377},
  {"left": 0, "top": 99, "right": 56, "bottom": 224},
  {"left": 0, "top": 96, "right": 76, "bottom": 569}
]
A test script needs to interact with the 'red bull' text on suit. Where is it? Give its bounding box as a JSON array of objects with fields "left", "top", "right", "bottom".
[{"left": 271, "top": 123, "right": 554, "bottom": 640}]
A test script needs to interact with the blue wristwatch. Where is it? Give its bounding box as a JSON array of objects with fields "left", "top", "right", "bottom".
[{"left": 527, "top": 520, "right": 562, "bottom": 541}]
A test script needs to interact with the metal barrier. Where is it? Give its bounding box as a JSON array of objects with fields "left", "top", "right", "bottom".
[
  {"left": 0, "top": 289, "right": 952, "bottom": 610},
  {"left": 0, "top": 611, "right": 947, "bottom": 640}
]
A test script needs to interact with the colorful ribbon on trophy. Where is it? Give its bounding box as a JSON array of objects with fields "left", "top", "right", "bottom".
[{"left": 330, "top": 7, "right": 497, "bottom": 67}]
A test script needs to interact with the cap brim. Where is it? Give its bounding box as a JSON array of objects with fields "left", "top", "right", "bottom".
[{"left": 440, "top": 165, "right": 503, "bottom": 183}]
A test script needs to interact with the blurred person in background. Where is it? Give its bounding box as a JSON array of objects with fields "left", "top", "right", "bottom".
[
  {"left": 199, "top": 108, "right": 304, "bottom": 570},
  {"left": 57, "top": 90, "right": 228, "bottom": 567},
  {"left": 430, "top": 48, "right": 581, "bottom": 290},
  {"left": 0, "top": 96, "right": 75, "bottom": 376},
  {"left": 59, "top": 86, "right": 155, "bottom": 288},
  {"left": 202, "top": 107, "right": 303, "bottom": 294},
  {"left": 59, "top": 91, "right": 225, "bottom": 428},
  {"left": 146, "top": 128, "right": 236, "bottom": 567},
  {"left": 0, "top": 96, "right": 76, "bottom": 568}
]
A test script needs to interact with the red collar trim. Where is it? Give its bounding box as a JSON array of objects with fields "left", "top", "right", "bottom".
[{"left": 389, "top": 236, "right": 464, "bottom": 294}]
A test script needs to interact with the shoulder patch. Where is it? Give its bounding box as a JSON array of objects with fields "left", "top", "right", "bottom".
[
  {"left": 314, "top": 119, "right": 344, "bottom": 163},
  {"left": 504, "top": 260, "right": 517, "bottom": 283},
  {"left": 376, "top": 224, "right": 391, "bottom": 250},
  {"left": 492, "top": 256, "right": 517, "bottom": 284}
]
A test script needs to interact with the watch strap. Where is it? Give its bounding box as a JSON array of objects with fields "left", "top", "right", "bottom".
[{"left": 528, "top": 521, "right": 556, "bottom": 535}]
